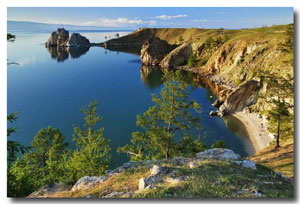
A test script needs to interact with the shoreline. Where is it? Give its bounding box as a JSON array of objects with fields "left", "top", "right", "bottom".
[{"left": 231, "top": 111, "right": 273, "bottom": 153}]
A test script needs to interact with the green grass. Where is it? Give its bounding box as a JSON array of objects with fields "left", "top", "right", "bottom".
[{"left": 55, "top": 159, "right": 293, "bottom": 198}]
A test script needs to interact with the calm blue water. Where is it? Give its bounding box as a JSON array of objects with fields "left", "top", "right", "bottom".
[{"left": 7, "top": 31, "right": 254, "bottom": 168}]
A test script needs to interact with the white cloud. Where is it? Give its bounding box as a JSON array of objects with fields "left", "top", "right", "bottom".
[
  {"left": 155, "top": 14, "right": 188, "bottom": 20},
  {"left": 82, "top": 18, "right": 156, "bottom": 27}
]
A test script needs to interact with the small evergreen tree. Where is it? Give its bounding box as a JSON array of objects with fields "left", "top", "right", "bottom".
[
  {"left": 259, "top": 71, "right": 293, "bottom": 148},
  {"left": 211, "top": 140, "right": 226, "bottom": 149},
  {"left": 9, "top": 126, "right": 67, "bottom": 196},
  {"left": 66, "top": 100, "right": 111, "bottom": 183},
  {"left": 118, "top": 71, "right": 204, "bottom": 160},
  {"left": 188, "top": 52, "right": 198, "bottom": 67}
]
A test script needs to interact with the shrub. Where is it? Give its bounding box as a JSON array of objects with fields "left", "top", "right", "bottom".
[{"left": 211, "top": 140, "right": 226, "bottom": 149}]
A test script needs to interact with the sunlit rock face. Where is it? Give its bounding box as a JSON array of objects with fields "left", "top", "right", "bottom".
[
  {"left": 160, "top": 43, "right": 192, "bottom": 68},
  {"left": 140, "top": 37, "right": 175, "bottom": 66},
  {"left": 45, "top": 28, "right": 69, "bottom": 47}
]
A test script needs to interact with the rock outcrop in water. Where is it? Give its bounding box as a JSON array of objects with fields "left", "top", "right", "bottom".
[
  {"left": 218, "top": 79, "right": 261, "bottom": 116},
  {"left": 66, "top": 33, "right": 90, "bottom": 47},
  {"left": 45, "top": 28, "right": 90, "bottom": 48},
  {"left": 160, "top": 43, "right": 192, "bottom": 68},
  {"left": 45, "top": 28, "right": 70, "bottom": 47},
  {"left": 140, "top": 37, "right": 175, "bottom": 66}
]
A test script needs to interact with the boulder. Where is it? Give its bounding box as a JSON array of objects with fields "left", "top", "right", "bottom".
[
  {"left": 160, "top": 43, "right": 192, "bottom": 68},
  {"left": 66, "top": 33, "right": 90, "bottom": 47},
  {"left": 140, "top": 37, "right": 175, "bottom": 66},
  {"left": 234, "top": 160, "right": 257, "bottom": 170},
  {"left": 46, "top": 28, "right": 69, "bottom": 47},
  {"left": 196, "top": 148, "right": 241, "bottom": 160},
  {"left": 71, "top": 176, "right": 106, "bottom": 192},
  {"left": 138, "top": 165, "right": 165, "bottom": 191}
]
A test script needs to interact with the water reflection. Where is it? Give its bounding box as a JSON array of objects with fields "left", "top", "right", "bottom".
[
  {"left": 140, "top": 65, "right": 164, "bottom": 89},
  {"left": 46, "top": 46, "right": 90, "bottom": 62},
  {"left": 223, "top": 115, "right": 255, "bottom": 155}
]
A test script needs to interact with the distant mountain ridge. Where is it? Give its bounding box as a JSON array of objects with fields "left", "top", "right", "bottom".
[{"left": 7, "top": 20, "right": 133, "bottom": 33}]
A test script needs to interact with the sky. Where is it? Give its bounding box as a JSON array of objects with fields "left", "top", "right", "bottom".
[{"left": 7, "top": 7, "right": 293, "bottom": 29}]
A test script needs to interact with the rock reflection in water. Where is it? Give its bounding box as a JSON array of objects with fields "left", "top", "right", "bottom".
[
  {"left": 46, "top": 46, "right": 90, "bottom": 62},
  {"left": 140, "top": 65, "right": 164, "bottom": 89}
]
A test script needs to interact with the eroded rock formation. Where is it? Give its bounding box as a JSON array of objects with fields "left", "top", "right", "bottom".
[
  {"left": 160, "top": 43, "right": 192, "bottom": 68},
  {"left": 218, "top": 79, "right": 261, "bottom": 116},
  {"left": 140, "top": 37, "right": 175, "bottom": 66},
  {"left": 45, "top": 28, "right": 90, "bottom": 48}
]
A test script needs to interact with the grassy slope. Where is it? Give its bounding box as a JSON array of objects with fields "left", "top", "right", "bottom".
[
  {"left": 249, "top": 136, "right": 294, "bottom": 179},
  {"left": 55, "top": 159, "right": 293, "bottom": 198}
]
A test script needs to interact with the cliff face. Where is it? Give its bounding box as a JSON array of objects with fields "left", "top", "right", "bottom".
[{"left": 102, "top": 25, "right": 293, "bottom": 117}]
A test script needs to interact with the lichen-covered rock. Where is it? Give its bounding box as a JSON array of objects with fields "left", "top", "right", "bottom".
[
  {"left": 196, "top": 148, "right": 241, "bottom": 160},
  {"left": 138, "top": 165, "right": 165, "bottom": 191},
  {"left": 71, "top": 176, "right": 106, "bottom": 192},
  {"left": 160, "top": 43, "right": 191, "bottom": 68},
  {"left": 45, "top": 28, "right": 69, "bottom": 47},
  {"left": 234, "top": 160, "right": 257, "bottom": 170},
  {"left": 66, "top": 33, "right": 90, "bottom": 47},
  {"left": 140, "top": 37, "right": 175, "bottom": 66}
]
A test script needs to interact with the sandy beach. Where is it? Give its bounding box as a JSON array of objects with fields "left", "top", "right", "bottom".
[{"left": 232, "top": 111, "right": 274, "bottom": 153}]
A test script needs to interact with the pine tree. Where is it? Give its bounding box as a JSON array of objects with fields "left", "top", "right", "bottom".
[
  {"left": 66, "top": 100, "right": 111, "bottom": 183},
  {"left": 7, "top": 112, "right": 31, "bottom": 197},
  {"left": 118, "top": 71, "right": 204, "bottom": 160},
  {"left": 9, "top": 126, "right": 67, "bottom": 196},
  {"left": 259, "top": 71, "right": 293, "bottom": 148}
]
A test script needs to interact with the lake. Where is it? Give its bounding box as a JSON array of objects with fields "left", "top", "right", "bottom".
[{"left": 7, "top": 31, "right": 254, "bottom": 168}]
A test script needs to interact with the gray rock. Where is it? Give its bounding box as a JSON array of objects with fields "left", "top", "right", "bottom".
[
  {"left": 139, "top": 165, "right": 165, "bottom": 191},
  {"left": 140, "top": 37, "right": 175, "bottom": 65},
  {"left": 71, "top": 176, "right": 106, "bottom": 192},
  {"left": 234, "top": 160, "right": 257, "bottom": 170},
  {"left": 46, "top": 28, "right": 69, "bottom": 47},
  {"left": 139, "top": 178, "right": 146, "bottom": 191},
  {"left": 66, "top": 33, "right": 90, "bottom": 47},
  {"left": 102, "top": 191, "right": 126, "bottom": 198},
  {"left": 150, "top": 165, "right": 164, "bottom": 175},
  {"left": 160, "top": 43, "right": 192, "bottom": 68},
  {"left": 196, "top": 148, "right": 241, "bottom": 160}
]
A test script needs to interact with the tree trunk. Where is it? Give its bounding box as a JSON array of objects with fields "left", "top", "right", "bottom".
[
  {"left": 166, "top": 144, "right": 169, "bottom": 159},
  {"left": 276, "top": 117, "right": 280, "bottom": 148}
]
